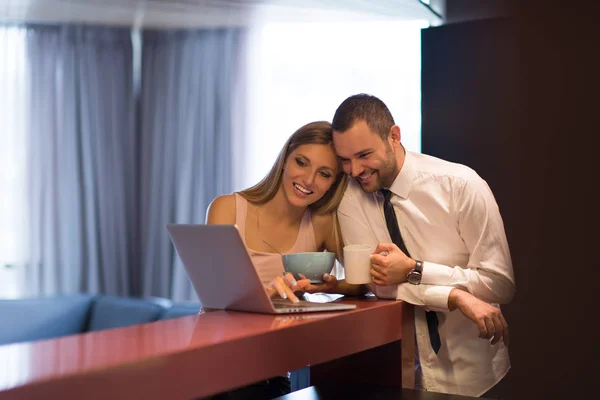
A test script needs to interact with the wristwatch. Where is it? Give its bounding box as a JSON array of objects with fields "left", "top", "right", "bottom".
[{"left": 407, "top": 260, "right": 423, "bottom": 285}]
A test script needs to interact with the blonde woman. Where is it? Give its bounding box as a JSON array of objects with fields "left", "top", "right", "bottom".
[
  {"left": 206, "top": 121, "right": 349, "bottom": 399},
  {"left": 207, "top": 121, "right": 349, "bottom": 303}
]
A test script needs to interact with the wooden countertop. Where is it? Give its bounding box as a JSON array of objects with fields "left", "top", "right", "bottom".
[{"left": 0, "top": 297, "right": 404, "bottom": 400}]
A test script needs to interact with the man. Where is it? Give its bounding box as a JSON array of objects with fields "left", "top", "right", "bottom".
[{"left": 324, "top": 94, "right": 515, "bottom": 397}]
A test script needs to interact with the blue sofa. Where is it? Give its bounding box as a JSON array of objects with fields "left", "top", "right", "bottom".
[{"left": 0, "top": 294, "right": 200, "bottom": 346}]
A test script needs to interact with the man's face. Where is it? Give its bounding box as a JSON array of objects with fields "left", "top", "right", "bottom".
[{"left": 333, "top": 120, "right": 400, "bottom": 193}]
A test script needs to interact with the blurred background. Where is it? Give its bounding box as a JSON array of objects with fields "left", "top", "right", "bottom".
[{"left": 0, "top": 0, "right": 440, "bottom": 301}]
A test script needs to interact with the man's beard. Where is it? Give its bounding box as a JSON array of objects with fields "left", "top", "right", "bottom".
[
  {"left": 376, "top": 145, "right": 398, "bottom": 189},
  {"left": 355, "top": 142, "right": 399, "bottom": 192}
]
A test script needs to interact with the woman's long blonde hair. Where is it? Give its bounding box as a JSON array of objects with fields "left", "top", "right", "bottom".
[{"left": 239, "top": 121, "right": 348, "bottom": 256}]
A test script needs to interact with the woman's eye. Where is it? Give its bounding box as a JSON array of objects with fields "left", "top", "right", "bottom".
[
  {"left": 295, "top": 158, "right": 306, "bottom": 166},
  {"left": 319, "top": 171, "right": 332, "bottom": 179}
]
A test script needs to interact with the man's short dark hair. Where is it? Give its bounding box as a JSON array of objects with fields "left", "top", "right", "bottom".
[{"left": 332, "top": 94, "right": 395, "bottom": 140}]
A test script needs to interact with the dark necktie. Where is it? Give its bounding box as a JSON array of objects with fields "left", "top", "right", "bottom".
[{"left": 380, "top": 189, "right": 442, "bottom": 354}]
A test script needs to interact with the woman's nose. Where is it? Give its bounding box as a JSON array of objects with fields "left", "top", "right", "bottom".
[{"left": 303, "top": 171, "right": 316, "bottom": 187}]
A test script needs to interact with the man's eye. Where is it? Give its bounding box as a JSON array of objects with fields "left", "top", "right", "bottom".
[{"left": 358, "top": 153, "right": 370, "bottom": 159}]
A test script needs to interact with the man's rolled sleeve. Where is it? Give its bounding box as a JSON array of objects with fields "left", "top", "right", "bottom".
[{"left": 396, "top": 283, "right": 454, "bottom": 312}]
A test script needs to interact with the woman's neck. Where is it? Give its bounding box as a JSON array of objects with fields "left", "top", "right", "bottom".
[{"left": 259, "top": 186, "right": 306, "bottom": 227}]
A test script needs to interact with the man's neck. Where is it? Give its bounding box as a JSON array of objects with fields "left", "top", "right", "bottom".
[{"left": 388, "top": 145, "right": 407, "bottom": 187}]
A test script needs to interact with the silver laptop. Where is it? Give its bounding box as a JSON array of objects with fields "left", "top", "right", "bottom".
[{"left": 166, "top": 224, "right": 356, "bottom": 314}]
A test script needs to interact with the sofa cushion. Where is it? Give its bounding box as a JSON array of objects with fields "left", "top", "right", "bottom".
[
  {"left": 87, "top": 295, "right": 164, "bottom": 332},
  {"left": 0, "top": 294, "right": 94, "bottom": 345},
  {"left": 160, "top": 303, "right": 201, "bottom": 320}
]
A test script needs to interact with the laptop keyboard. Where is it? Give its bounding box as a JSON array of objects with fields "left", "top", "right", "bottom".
[{"left": 272, "top": 300, "right": 332, "bottom": 309}]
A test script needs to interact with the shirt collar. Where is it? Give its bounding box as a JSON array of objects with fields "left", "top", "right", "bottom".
[{"left": 386, "top": 151, "right": 417, "bottom": 200}]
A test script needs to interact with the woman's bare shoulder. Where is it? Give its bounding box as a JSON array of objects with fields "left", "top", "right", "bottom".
[{"left": 206, "top": 194, "right": 236, "bottom": 224}]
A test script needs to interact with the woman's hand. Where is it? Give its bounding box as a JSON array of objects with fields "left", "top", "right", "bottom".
[
  {"left": 305, "top": 274, "right": 370, "bottom": 296},
  {"left": 265, "top": 272, "right": 311, "bottom": 303},
  {"left": 305, "top": 273, "right": 338, "bottom": 294}
]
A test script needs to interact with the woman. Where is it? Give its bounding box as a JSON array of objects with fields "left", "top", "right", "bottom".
[
  {"left": 207, "top": 121, "right": 347, "bottom": 300},
  {"left": 205, "top": 121, "right": 348, "bottom": 399}
]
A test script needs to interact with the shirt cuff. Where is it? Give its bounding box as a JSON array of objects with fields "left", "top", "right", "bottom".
[
  {"left": 421, "top": 261, "right": 454, "bottom": 286},
  {"left": 421, "top": 285, "right": 454, "bottom": 312},
  {"left": 369, "top": 282, "right": 398, "bottom": 299}
]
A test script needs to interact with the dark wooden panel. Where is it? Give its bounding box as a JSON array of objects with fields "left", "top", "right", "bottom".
[
  {"left": 310, "top": 340, "right": 403, "bottom": 388},
  {"left": 421, "top": 4, "right": 600, "bottom": 398},
  {"left": 421, "top": 17, "right": 519, "bottom": 217}
]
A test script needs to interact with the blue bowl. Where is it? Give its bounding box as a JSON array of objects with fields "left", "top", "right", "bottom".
[{"left": 282, "top": 252, "right": 336, "bottom": 283}]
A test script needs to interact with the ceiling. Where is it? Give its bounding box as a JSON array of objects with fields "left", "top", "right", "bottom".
[{"left": 0, "top": 0, "right": 442, "bottom": 29}]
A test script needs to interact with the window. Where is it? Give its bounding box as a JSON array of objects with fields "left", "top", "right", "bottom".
[
  {"left": 0, "top": 26, "right": 27, "bottom": 299},
  {"left": 242, "top": 20, "right": 428, "bottom": 188}
]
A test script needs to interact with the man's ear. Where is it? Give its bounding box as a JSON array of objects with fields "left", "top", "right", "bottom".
[{"left": 388, "top": 125, "right": 401, "bottom": 148}]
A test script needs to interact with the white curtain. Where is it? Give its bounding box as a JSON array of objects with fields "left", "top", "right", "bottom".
[
  {"left": 243, "top": 20, "right": 428, "bottom": 188},
  {"left": 0, "top": 26, "right": 28, "bottom": 299}
]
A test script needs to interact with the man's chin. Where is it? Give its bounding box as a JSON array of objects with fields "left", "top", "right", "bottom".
[{"left": 356, "top": 179, "right": 381, "bottom": 193}]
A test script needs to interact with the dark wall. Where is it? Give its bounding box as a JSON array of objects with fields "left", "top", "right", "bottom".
[
  {"left": 421, "top": 17, "right": 518, "bottom": 218},
  {"left": 443, "top": 0, "right": 514, "bottom": 23},
  {"left": 421, "top": 4, "right": 599, "bottom": 399}
]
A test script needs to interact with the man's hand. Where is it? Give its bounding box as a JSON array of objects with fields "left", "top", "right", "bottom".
[
  {"left": 448, "top": 288, "right": 509, "bottom": 346},
  {"left": 370, "top": 243, "right": 415, "bottom": 286}
]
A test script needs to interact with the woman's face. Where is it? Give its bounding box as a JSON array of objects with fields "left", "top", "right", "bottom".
[{"left": 281, "top": 143, "right": 339, "bottom": 208}]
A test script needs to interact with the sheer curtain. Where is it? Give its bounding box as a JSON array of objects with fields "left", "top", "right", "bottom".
[
  {"left": 243, "top": 20, "right": 427, "bottom": 187},
  {"left": 1, "top": 24, "right": 245, "bottom": 300},
  {"left": 23, "top": 25, "right": 136, "bottom": 296},
  {"left": 139, "top": 28, "right": 246, "bottom": 301},
  {"left": 0, "top": 26, "right": 28, "bottom": 299}
]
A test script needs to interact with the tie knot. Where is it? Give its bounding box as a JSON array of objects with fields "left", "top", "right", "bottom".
[{"left": 380, "top": 189, "right": 393, "bottom": 202}]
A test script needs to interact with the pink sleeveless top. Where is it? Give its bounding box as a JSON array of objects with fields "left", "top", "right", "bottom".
[{"left": 234, "top": 193, "right": 318, "bottom": 284}]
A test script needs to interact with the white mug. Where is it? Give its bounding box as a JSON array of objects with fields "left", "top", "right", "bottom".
[{"left": 343, "top": 244, "right": 373, "bottom": 284}]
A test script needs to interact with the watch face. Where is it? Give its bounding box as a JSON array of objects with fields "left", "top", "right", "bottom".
[{"left": 407, "top": 271, "right": 422, "bottom": 285}]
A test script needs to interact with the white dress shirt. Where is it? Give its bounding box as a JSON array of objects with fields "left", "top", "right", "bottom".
[{"left": 337, "top": 151, "right": 515, "bottom": 397}]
